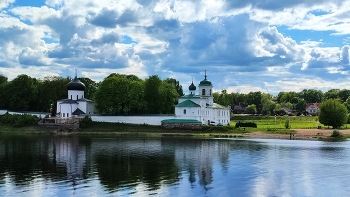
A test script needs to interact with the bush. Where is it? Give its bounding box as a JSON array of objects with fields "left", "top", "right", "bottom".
[
  {"left": 79, "top": 116, "right": 93, "bottom": 128},
  {"left": 0, "top": 113, "right": 39, "bottom": 127},
  {"left": 284, "top": 119, "right": 290, "bottom": 129},
  {"left": 331, "top": 130, "right": 343, "bottom": 138},
  {"left": 235, "top": 121, "right": 257, "bottom": 128}
]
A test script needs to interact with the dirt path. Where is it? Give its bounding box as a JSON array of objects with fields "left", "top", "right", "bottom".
[{"left": 248, "top": 129, "right": 350, "bottom": 140}]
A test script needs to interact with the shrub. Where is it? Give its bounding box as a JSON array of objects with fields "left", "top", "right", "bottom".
[
  {"left": 0, "top": 113, "right": 39, "bottom": 127},
  {"left": 79, "top": 116, "right": 93, "bottom": 128},
  {"left": 284, "top": 119, "right": 290, "bottom": 129},
  {"left": 235, "top": 121, "right": 257, "bottom": 128},
  {"left": 331, "top": 130, "right": 343, "bottom": 138}
]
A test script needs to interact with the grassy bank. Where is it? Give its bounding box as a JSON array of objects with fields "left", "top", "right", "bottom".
[{"left": 231, "top": 115, "right": 350, "bottom": 130}]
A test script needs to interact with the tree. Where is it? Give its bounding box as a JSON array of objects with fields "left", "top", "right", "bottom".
[
  {"left": 4, "top": 74, "right": 39, "bottom": 111},
  {"left": 301, "top": 89, "right": 323, "bottom": 103},
  {"left": 246, "top": 104, "right": 257, "bottom": 114},
  {"left": 319, "top": 99, "right": 348, "bottom": 129},
  {"left": 261, "top": 93, "right": 275, "bottom": 115},
  {"left": 144, "top": 75, "right": 162, "bottom": 114},
  {"left": 0, "top": 74, "right": 7, "bottom": 85}
]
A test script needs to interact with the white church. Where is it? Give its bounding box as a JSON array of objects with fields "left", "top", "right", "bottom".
[
  {"left": 56, "top": 75, "right": 95, "bottom": 118},
  {"left": 174, "top": 71, "right": 231, "bottom": 125}
]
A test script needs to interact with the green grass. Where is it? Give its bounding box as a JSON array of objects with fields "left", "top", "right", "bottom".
[{"left": 231, "top": 115, "right": 350, "bottom": 130}]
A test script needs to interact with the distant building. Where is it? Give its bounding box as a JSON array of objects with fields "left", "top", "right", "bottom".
[
  {"left": 56, "top": 74, "right": 95, "bottom": 118},
  {"left": 305, "top": 103, "right": 320, "bottom": 116},
  {"left": 174, "top": 71, "right": 230, "bottom": 125}
]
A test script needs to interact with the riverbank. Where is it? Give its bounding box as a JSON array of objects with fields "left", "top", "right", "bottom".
[{"left": 1, "top": 123, "right": 349, "bottom": 140}]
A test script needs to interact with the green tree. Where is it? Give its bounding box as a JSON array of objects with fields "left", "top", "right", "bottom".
[
  {"left": 261, "top": 93, "right": 275, "bottom": 115},
  {"left": 246, "top": 104, "right": 257, "bottom": 114},
  {"left": 79, "top": 77, "right": 98, "bottom": 100},
  {"left": 164, "top": 78, "right": 184, "bottom": 97},
  {"left": 4, "top": 74, "right": 39, "bottom": 111},
  {"left": 319, "top": 99, "right": 348, "bottom": 129},
  {"left": 144, "top": 75, "right": 162, "bottom": 114},
  {"left": 0, "top": 74, "right": 7, "bottom": 85},
  {"left": 301, "top": 89, "right": 323, "bottom": 103},
  {"left": 324, "top": 89, "right": 340, "bottom": 101}
]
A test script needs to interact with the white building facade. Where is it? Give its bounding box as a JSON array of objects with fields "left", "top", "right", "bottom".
[
  {"left": 56, "top": 76, "right": 95, "bottom": 118},
  {"left": 175, "top": 72, "right": 230, "bottom": 125}
]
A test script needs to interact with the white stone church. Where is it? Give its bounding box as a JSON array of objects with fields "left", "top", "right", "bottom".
[
  {"left": 174, "top": 71, "right": 230, "bottom": 125},
  {"left": 56, "top": 75, "right": 95, "bottom": 118}
]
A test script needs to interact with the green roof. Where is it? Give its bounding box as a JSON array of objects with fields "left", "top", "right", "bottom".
[
  {"left": 175, "top": 100, "right": 201, "bottom": 107},
  {"left": 199, "top": 79, "right": 212, "bottom": 86},
  {"left": 161, "top": 119, "right": 201, "bottom": 123}
]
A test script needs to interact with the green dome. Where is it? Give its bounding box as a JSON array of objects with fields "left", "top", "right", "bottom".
[
  {"left": 199, "top": 71, "right": 212, "bottom": 86},
  {"left": 189, "top": 81, "right": 196, "bottom": 90},
  {"left": 199, "top": 79, "right": 212, "bottom": 86}
]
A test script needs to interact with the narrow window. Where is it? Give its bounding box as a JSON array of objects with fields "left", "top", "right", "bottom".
[
  {"left": 202, "top": 89, "right": 205, "bottom": 95},
  {"left": 67, "top": 113, "right": 69, "bottom": 117},
  {"left": 210, "top": 89, "right": 212, "bottom": 96},
  {"left": 184, "top": 109, "right": 186, "bottom": 114},
  {"left": 76, "top": 95, "right": 78, "bottom": 100},
  {"left": 63, "top": 113, "right": 65, "bottom": 117}
]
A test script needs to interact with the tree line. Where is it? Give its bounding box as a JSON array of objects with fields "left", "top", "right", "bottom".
[
  {"left": 0, "top": 73, "right": 183, "bottom": 115},
  {"left": 2, "top": 73, "right": 350, "bottom": 116},
  {"left": 213, "top": 89, "right": 350, "bottom": 115}
]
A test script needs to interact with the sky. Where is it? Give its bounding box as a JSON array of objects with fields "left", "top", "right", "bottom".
[{"left": 1, "top": 0, "right": 350, "bottom": 95}]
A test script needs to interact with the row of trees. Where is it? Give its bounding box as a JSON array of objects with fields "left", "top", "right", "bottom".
[
  {"left": 0, "top": 73, "right": 183, "bottom": 115},
  {"left": 213, "top": 89, "right": 350, "bottom": 115},
  {"left": 2, "top": 73, "right": 350, "bottom": 117},
  {"left": 0, "top": 74, "right": 97, "bottom": 113},
  {"left": 95, "top": 73, "right": 183, "bottom": 114}
]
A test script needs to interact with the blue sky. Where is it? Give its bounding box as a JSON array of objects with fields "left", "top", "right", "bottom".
[{"left": 1, "top": 0, "right": 350, "bottom": 95}]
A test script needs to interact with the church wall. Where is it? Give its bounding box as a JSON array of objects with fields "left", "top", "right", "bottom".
[
  {"left": 58, "top": 103, "right": 78, "bottom": 118},
  {"left": 90, "top": 115, "right": 177, "bottom": 126},
  {"left": 78, "top": 102, "right": 87, "bottom": 114},
  {"left": 68, "top": 90, "right": 84, "bottom": 100}
]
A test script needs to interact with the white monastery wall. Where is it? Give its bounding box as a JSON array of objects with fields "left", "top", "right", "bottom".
[{"left": 91, "top": 115, "right": 177, "bottom": 126}]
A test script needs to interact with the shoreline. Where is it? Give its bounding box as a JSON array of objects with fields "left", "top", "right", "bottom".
[{"left": 1, "top": 125, "right": 349, "bottom": 140}]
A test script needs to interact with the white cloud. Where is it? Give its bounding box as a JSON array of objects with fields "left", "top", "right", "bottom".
[
  {"left": 0, "top": 0, "right": 14, "bottom": 9},
  {"left": 1, "top": 0, "right": 350, "bottom": 95}
]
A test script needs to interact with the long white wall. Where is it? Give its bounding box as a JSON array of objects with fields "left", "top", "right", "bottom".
[{"left": 91, "top": 115, "right": 176, "bottom": 126}]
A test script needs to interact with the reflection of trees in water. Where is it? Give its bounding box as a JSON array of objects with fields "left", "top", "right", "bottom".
[
  {"left": 93, "top": 149, "right": 179, "bottom": 191},
  {"left": 0, "top": 135, "right": 69, "bottom": 184}
]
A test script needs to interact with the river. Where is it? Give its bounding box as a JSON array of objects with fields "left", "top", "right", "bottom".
[{"left": 0, "top": 135, "right": 349, "bottom": 197}]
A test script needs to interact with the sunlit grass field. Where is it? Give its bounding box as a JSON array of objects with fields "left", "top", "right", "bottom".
[{"left": 231, "top": 115, "right": 350, "bottom": 129}]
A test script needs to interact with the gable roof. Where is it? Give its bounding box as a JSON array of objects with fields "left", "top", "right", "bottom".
[
  {"left": 175, "top": 100, "right": 201, "bottom": 107},
  {"left": 72, "top": 108, "right": 85, "bottom": 115},
  {"left": 306, "top": 103, "right": 320, "bottom": 109}
]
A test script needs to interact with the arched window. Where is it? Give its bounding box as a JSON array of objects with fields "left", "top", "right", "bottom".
[
  {"left": 70, "top": 95, "right": 72, "bottom": 99},
  {"left": 202, "top": 89, "right": 205, "bottom": 95},
  {"left": 76, "top": 95, "right": 78, "bottom": 100},
  {"left": 210, "top": 89, "right": 212, "bottom": 96},
  {"left": 184, "top": 109, "right": 186, "bottom": 114}
]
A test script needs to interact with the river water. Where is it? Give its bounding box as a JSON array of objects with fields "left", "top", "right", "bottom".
[{"left": 0, "top": 135, "right": 349, "bottom": 197}]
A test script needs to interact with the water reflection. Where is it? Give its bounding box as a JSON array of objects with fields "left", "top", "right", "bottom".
[{"left": 0, "top": 136, "right": 350, "bottom": 196}]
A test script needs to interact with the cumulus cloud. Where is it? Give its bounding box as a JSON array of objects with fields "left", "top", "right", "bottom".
[
  {"left": 1, "top": 0, "right": 350, "bottom": 94},
  {"left": 0, "top": 0, "right": 14, "bottom": 9},
  {"left": 341, "top": 45, "right": 349, "bottom": 64}
]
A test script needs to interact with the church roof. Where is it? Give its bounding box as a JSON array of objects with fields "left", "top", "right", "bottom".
[
  {"left": 161, "top": 119, "right": 201, "bottom": 123},
  {"left": 175, "top": 100, "right": 201, "bottom": 107},
  {"left": 189, "top": 81, "right": 196, "bottom": 91},
  {"left": 60, "top": 99, "right": 79, "bottom": 104},
  {"left": 206, "top": 103, "right": 228, "bottom": 109},
  {"left": 67, "top": 76, "right": 85, "bottom": 91},
  {"left": 72, "top": 108, "right": 85, "bottom": 115},
  {"left": 199, "top": 70, "right": 212, "bottom": 86}
]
